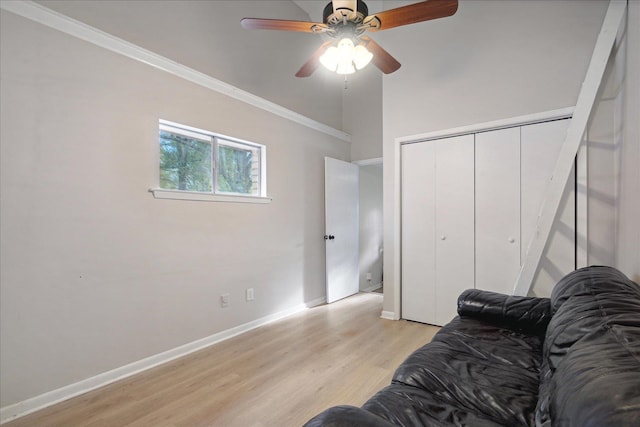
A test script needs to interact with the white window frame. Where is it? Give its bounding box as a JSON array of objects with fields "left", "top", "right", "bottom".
[{"left": 150, "top": 119, "right": 270, "bottom": 203}]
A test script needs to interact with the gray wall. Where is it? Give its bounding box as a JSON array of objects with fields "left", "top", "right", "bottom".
[{"left": 0, "top": 8, "right": 348, "bottom": 407}]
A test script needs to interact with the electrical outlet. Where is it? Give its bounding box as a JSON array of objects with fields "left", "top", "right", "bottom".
[
  {"left": 220, "top": 293, "right": 230, "bottom": 308},
  {"left": 366, "top": 272, "right": 372, "bottom": 280},
  {"left": 246, "top": 288, "right": 255, "bottom": 301}
]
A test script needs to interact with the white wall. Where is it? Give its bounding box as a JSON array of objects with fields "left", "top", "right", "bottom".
[
  {"left": 358, "top": 164, "right": 383, "bottom": 291},
  {"left": 381, "top": 0, "right": 610, "bottom": 316},
  {"left": 587, "top": 50, "right": 620, "bottom": 268},
  {"left": 617, "top": 1, "right": 640, "bottom": 283},
  {"left": 578, "top": 0, "right": 640, "bottom": 283},
  {"left": 343, "top": 65, "right": 383, "bottom": 161},
  {"left": 0, "top": 9, "right": 349, "bottom": 408},
  {"left": 35, "top": 0, "right": 345, "bottom": 130}
]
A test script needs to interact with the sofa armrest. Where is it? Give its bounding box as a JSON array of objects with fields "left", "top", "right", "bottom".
[
  {"left": 303, "top": 405, "right": 396, "bottom": 427},
  {"left": 457, "top": 289, "right": 551, "bottom": 335}
]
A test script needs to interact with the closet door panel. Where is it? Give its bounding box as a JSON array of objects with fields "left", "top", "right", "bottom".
[
  {"left": 521, "top": 119, "right": 575, "bottom": 296},
  {"left": 435, "top": 134, "right": 475, "bottom": 325},
  {"left": 401, "top": 142, "right": 436, "bottom": 324},
  {"left": 475, "top": 128, "right": 521, "bottom": 294}
]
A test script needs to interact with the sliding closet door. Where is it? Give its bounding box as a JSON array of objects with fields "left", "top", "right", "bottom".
[
  {"left": 521, "top": 119, "right": 575, "bottom": 295},
  {"left": 401, "top": 141, "right": 436, "bottom": 324},
  {"left": 434, "top": 135, "right": 475, "bottom": 325},
  {"left": 401, "top": 134, "right": 474, "bottom": 326},
  {"left": 475, "top": 127, "right": 521, "bottom": 294}
]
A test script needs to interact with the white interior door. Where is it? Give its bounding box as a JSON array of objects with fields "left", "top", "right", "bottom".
[
  {"left": 325, "top": 157, "right": 359, "bottom": 304},
  {"left": 401, "top": 135, "right": 474, "bottom": 326},
  {"left": 401, "top": 141, "right": 437, "bottom": 323},
  {"left": 475, "top": 127, "right": 521, "bottom": 294},
  {"left": 434, "top": 135, "right": 475, "bottom": 325}
]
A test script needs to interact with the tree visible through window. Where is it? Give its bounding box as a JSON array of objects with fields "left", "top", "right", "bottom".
[
  {"left": 159, "top": 130, "right": 212, "bottom": 192},
  {"left": 217, "top": 143, "right": 260, "bottom": 194},
  {"left": 158, "top": 121, "right": 266, "bottom": 198}
]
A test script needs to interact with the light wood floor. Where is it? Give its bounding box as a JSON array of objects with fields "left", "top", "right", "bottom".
[{"left": 6, "top": 293, "right": 439, "bottom": 427}]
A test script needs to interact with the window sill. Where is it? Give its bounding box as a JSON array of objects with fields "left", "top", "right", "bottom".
[{"left": 149, "top": 188, "right": 272, "bottom": 204}]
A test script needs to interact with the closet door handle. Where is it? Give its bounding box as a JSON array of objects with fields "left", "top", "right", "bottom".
[
  {"left": 508, "top": 237, "right": 515, "bottom": 244},
  {"left": 440, "top": 235, "right": 447, "bottom": 241}
]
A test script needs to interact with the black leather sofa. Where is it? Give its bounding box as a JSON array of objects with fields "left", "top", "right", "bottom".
[{"left": 304, "top": 266, "right": 640, "bottom": 426}]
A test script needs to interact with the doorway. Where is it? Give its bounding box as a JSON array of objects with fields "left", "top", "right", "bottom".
[
  {"left": 356, "top": 160, "right": 383, "bottom": 294},
  {"left": 324, "top": 157, "right": 384, "bottom": 304}
]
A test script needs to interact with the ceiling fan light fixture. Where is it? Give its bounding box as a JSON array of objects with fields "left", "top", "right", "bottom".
[
  {"left": 242, "top": 0, "right": 460, "bottom": 78},
  {"left": 353, "top": 44, "right": 373, "bottom": 70},
  {"left": 319, "top": 45, "right": 340, "bottom": 71},
  {"left": 336, "top": 61, "right": 356, "bottom": 75},
  {"left": 320, "top": 37, "right": 371, "bottom": 75}
]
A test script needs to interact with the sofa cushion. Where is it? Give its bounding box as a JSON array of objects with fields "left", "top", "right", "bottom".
[
  {"left": 549, "top": 265, "right": 636, "bottom": 314},
  {"left": 362, "top": 383, "right": 505, "bottom": 427},
  {"left": 544, "top": 326, "right": 640, "bottom": 427},
  {"left": 536, "top": 266, "right": 640, "bottom": 426},
  {"left": 302, "top": 405, "right": 397, "bottom": 427},
  {"left": 366, "top": 316, "right": 544, "bottom": 426}
]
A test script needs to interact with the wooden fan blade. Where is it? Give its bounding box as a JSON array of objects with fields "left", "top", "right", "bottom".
[
  {"left": 295, "top": 42, "right": 333, "bottom": 78},
  {"left": 241, "top": 18, "right": 327, "bottom": 33},
  {"left": 367, "top": 0, "right": 458, "bottom": 32},
  {"left": 361, "top": 36, "right": 401, "bottom": 74}
]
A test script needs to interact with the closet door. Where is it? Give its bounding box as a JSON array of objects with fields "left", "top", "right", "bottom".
[
  {"left": 521, "top": 119, "right": 575, "bottom": 295},
  {"left": 434, "top": 134, "right": 475, "bottom": 325},
  {"left": 475, "top": 128, "right": 521, "bottom": 294},
  {"left": 401, "top": 134, "right": 474, "bottom": 326},
  {"left": 401, "top": 141, "right": 436, "bottom": 324}
]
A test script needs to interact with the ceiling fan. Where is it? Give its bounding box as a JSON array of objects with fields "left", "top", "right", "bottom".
[{"left": 241, "top": 0, "right": 458, "bottom": 78}]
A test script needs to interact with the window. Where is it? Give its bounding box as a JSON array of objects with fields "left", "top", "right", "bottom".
[{"left": 153, "top": 120, "right": 268, "bottom": 202}]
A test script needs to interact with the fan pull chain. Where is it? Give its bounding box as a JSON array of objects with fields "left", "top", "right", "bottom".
[{"left": 344, "top": 75, "right": 349, "bottom": 90}]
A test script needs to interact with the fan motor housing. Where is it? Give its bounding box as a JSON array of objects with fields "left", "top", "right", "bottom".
[{"left": 323, "top": 0, "right": 369, "bottom": 25}]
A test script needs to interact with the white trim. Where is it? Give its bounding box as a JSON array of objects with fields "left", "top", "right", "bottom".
[
  {"left": 380, "top": 310, "right": 399, "bottom": 320},
  {"left": 0, "top": 297, "right": 325, "bottom": 424},
  {"left": 514, "top": 0, "right": 627, "bottom": 296},
  {"left": 392, "top": 136, "right": 403, "bottom": 321},
  {"left": 305, "top": 296, "right": 327, "bottom": 308},
  {"left": 576, "top": 136, "right": 589, "bottom": 268},
  {"left": 0, "top": 1, "right": 351, "bottom": 143},
  {"left": 149, "top": 188, "right": 272, "bottom": 204},
  {"left": 397, "top": 107, "right": 575, "bottom": 145},
  {"left": 353, "top": 157, "right": 383, "bottom": 166},
  {"left": 159, "top": 119, "right": 264, "bottom": 148}
]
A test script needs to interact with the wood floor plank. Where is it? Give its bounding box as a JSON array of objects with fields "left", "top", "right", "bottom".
[{"left": 5, "top": 293, "right": 439, "bottom": 427}]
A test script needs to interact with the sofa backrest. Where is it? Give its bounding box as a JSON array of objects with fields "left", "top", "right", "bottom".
[{"left": 535, "top": 266, "right": 640, "bottom": 426}]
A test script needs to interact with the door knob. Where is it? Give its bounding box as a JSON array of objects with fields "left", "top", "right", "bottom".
[
  {"left": 440, "top": 235, "right": 446, "bottom": 240},
  {"left": 508, "top": 237, "right": 515, "bottom": 244}
]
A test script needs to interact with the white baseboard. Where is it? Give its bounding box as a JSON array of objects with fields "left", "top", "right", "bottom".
[
  {"left": 361, "top": 283, "right": 382, "bottom": 293},
  {"left": 0, "top": 296, "right": 326, "bottom": 424},
  {"left": 305, "top": 296, "right": 326, "bottom": 308},
  {"left": 380, "top": 310, "right": 399, "bottom": 320}
]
